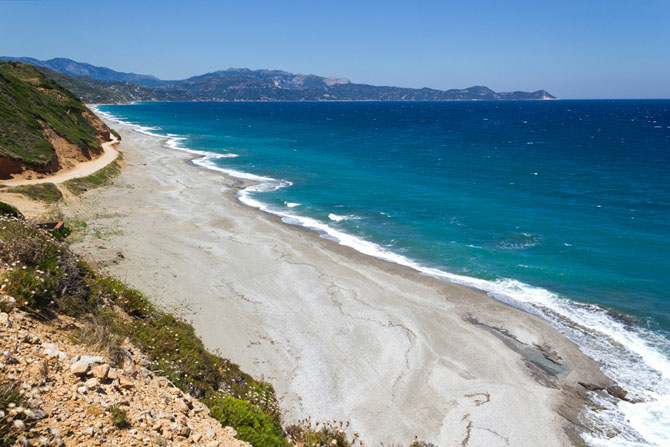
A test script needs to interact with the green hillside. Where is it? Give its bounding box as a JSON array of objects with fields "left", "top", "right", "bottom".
[{"left": 0, "top": 61, "right": 107, "bottom": 168}]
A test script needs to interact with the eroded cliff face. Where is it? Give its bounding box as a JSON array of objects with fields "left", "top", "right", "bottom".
[
  {"left": 0, "top": 61, "right": 113, "bottom": 180},
  {"left": 0, "top": 113, "right": 110, "bottom": 180}
]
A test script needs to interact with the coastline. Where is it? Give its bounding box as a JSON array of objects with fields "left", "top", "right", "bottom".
[{"left": 61, "top": 118, "right": 611, "bottom": 446}]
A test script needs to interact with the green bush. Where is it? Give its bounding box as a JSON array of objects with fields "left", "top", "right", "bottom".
[
  {"left": 207, "top": 396, "right": 288, "bottom": 447},
  {"left": 109, "top": 405, "right": 129, "bottom": 428},
  {"left": 0, "top": 202, "right": 22, "bottom": 219}
]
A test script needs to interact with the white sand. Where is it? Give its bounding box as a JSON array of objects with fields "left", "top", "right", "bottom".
[{"left": 64, "top": 121, "right": 609, "bottom": 447}]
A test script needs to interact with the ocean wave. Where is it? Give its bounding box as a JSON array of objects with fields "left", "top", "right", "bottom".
[
  {"left": 328, "top": 213, "right": 350, "bottom": 222},
  {"left": 94, "top": 105, "right": 670, "bottom": 447},
  {"left": 285, "top": 202, "right": 301, "bottom": 208}
]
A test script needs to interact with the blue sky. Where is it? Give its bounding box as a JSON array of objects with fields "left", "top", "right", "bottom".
[{"left": 1, "top": 0, "right": 669, "bottom": 98}]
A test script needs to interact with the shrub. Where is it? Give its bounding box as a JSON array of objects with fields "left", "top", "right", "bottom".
[
  {"left": 0, "top": 382, "right": 24, "bottom": 445},
  {"left": 0, "top": 202, "right": 22, "bottom": 219},
  {"left": 285, "top": 419, "right": 359, "bottom": 447},
  {"left": 72, "top": 312, "right": 128, "bottom": 367},
  {"left": 109, "top": 405, "right": 129, "bottom": 428},
  {"left": 206, "top": 396, "right": 288, "bottom": 447}
]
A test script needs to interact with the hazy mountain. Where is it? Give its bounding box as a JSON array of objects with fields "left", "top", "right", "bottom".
[{"left": 3, "top": 57, "right": 556, "bottom": 103}]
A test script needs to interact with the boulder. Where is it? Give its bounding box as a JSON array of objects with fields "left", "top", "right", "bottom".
[
  {"left": 91, "top": 364, "right": 110, "bottom": 380},
  {"left": 0, "top": 296, "right": 16, "bottom": 313},
  {"left": 70, "top": 356, "right": 103, "bottom": 376},
  {"left": 176, "top": 399, "right": 191, "bottom": 414}
]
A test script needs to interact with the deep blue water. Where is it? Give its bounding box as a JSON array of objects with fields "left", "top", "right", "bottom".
[{"left": 97, "top": 101, "right": 670, "bottom": 446}]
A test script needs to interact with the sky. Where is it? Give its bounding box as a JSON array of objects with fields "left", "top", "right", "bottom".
[{"left": 1, "top": 0, "right": 669, "bottom": 98}]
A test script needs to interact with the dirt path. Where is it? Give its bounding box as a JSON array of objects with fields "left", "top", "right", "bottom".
[{"left": 0, "top": 135, "right": 119, "bottom": 187}]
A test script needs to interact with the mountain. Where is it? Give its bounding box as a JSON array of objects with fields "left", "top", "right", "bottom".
[
  {"left": 0, "top": 62, "right": 111, "bottom": 178},
  {"left": 3, "top": 57, "right": 556, "bottom": 103},
  {"left": 0, "top": 57, "right": 160, "bottom": 86},
  {"left": 37, "top": 67, "right": 189, "bottom": 104}
]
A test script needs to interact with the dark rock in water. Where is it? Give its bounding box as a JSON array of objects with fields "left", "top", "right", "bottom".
[
  {"left": 607, "top": 385, "right": 630, "bottom": 401},
  {"left": 604, "top": 309, "right": 638, "bottom": 326},
  {"left": 579, "top": 382, "right": 633, "bottom": 402},
  {"left": 578, "top": 381, "right": 605, "bottom": 391}
]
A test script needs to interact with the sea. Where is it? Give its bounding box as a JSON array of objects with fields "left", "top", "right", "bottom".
[{"left": 95, "top": 100, "right": 670, "bottom": 446}]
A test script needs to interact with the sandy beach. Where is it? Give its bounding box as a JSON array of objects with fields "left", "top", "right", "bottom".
[{"left": 61, "top": 120, "right": 611, "bottom": 447}]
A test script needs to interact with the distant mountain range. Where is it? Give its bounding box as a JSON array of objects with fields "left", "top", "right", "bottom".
[{"left": 0, "top": 57, "right": 556, "bottom": 103}]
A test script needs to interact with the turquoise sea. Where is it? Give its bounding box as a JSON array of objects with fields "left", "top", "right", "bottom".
[{"left": 96, "top": 101, "right": 670, "bottom": 446}]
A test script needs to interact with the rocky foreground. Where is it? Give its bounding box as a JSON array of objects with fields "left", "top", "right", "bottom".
[{"left": 0, "top": 294, "right": 248, "bottom": 447}]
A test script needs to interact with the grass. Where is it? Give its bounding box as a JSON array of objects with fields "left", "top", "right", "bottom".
[
  {"left": 3, "top": 183, "right": 62, "bottom": 203},
  {"left": 64, "top": 159, "right": 121, "bottom": 195},
  {"left": 0, "top": 382, "right": 24, "bottom": 446},
  {"left": 0, "top": 62, "right": 107, "bottom": 166}
]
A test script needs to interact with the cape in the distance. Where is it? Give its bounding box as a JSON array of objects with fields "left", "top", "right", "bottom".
[{"left": 0, "top": 56, "right": 555, "bottom": 104}]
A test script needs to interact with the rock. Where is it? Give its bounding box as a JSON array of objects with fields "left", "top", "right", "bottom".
[
  {"left": 92, "top": 364, "right": 110, "bottom": 380},
  {"left": 578, "top": 381, "right": 604, "bottom": 391},
  {"left": 178, "top": 424, "right": 191, "bottom": 438},
  {"left": 70, "top": 356, "right": 103, "bottom": 376},
  {"left": 176, "top": 399, "right": 191, "bottom": 414},
  {"left": 77, "top": 385, "right": 87, "bottom": 394},
  {"left": 13, "top": 419, "right": 26, "bottom": 430},
  {"left": 85, "top": 377, "right": 100, "bottom": 389},
  {"left": 28, "top": 408, "right": 47, "bottom": 420},
  {"left": 607, "top": 385, "right": 630, "bottom": 401},
  {"left": 0, "top": 312, "right": 10, "bottom": 328},
  {"left": 107, "top": 369, "right": 119, "bottom": 380},
  {"left": 119, "top": 377, "right": 134, "bottom": 389},
  {"left": 0, "top": 296, "right": 16, "bottom": 313}
]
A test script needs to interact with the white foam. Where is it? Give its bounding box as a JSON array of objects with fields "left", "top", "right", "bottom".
[
  {"left": 286, "top": 202, "right": 301, "bottom": 208},
  {"left": 97, "top": 105, "right": 670, "bottom": 446},
  {"left": 328, "top": 213, "right": 348, "bottom": 222}
]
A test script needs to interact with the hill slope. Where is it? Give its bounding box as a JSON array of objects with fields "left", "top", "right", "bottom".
[
  {"left": 0, "top": 56, "right": 160, "bottom": 85},
  {"left": 37, "top": 67, "right": 188, "bottom": 104},
  {"left": 4, "top": 57, "right": 556, "bottom": 103},
  {"left": 0, "top": 62, "right": 111, "bottom": 178}
]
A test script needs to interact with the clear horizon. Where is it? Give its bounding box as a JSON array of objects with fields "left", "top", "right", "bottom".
[{"left": 1, "top": 0, "right": 669, "bottom": 99}]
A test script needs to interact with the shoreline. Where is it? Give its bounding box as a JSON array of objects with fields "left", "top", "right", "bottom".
[{"left": 62, "top": 118, "right": 612, "bottom": 446}]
